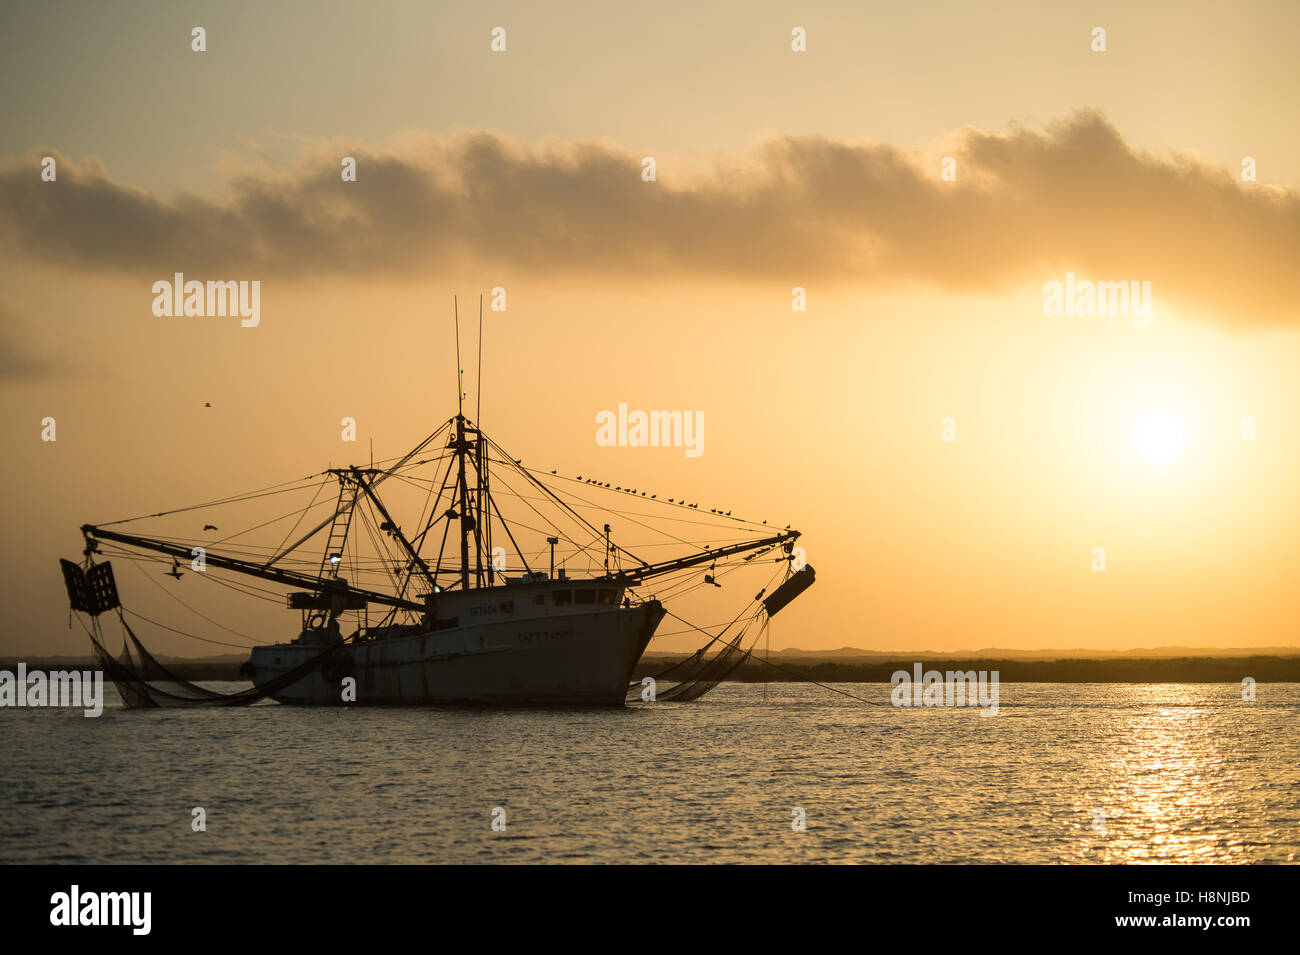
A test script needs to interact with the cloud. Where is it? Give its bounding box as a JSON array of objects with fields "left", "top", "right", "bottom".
[
  {"left": 0, "top": 308, "right": 61, "bottom": 379},
  {"left": 1, "top": 111, "right": 1297, "bottom": 324}
]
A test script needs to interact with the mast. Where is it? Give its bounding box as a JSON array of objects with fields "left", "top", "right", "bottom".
[
  {"left": 453, "top": 299, "right": 473, "bottom": 590},
  {"left": 455, "top": 414, "right": 472, "bottom": 590},
  {"left": 477, "top": 294, "right": 492, "bottom": 586}
]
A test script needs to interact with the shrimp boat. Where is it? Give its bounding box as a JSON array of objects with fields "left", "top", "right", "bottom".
[{"left": 61, "top": 312, "right": 814, "bottom": 706}]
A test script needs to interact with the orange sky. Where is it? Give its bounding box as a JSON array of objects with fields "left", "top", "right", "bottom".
[{"left": 2, "top": 1, "right": 1298, "bottom": 655}]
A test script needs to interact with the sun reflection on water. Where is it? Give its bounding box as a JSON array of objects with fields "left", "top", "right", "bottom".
[{"left": 1072, "top": 685, "right": 1265, "bottom": 863}]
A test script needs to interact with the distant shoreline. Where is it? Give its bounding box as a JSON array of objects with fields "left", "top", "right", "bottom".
[
  {"left": 7, "top": 651, "right": 1299, "bottom": 684},
  {"left": 632, "top": 655, "right": 1300, "bottom": 684}
]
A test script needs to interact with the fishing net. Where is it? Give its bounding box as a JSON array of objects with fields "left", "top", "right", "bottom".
[
  {"left": 628, "top": 565, "right": 814, "bottom": 702},
  {"left": 85, "top": 615, "right": 331, "bottom": 708},
  {"left": 63, "top": 557, "right": 333, "bottom": 708},
  {"left": 89, "top": 616, "right": 338, "bottom": 707},
  {"left": 630, "top": 608, "right": 766, "bottom": 702}
]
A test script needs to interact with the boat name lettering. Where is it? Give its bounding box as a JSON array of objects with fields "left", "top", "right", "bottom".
[{"left": 516, "top": 628, "right": 576, "bottom": 643}]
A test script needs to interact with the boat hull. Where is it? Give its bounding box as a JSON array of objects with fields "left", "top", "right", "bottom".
[{"left": 247, "top": 601, "right": 664, "bottom": 705}]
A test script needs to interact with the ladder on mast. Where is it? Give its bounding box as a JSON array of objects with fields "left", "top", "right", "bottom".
[{"left": 319, "top": 477, "right": 359, "bottom": 582}]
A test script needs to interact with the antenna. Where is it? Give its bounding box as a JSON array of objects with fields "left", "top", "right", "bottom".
[
  {"left": 476, "top": 293, "right": 483, "bottom": 425},
  {"left": 454, "top": 295, "right": 464, "bottom": 417}
]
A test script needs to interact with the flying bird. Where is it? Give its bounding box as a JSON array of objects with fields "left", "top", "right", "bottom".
[{"left": 203, "top": 524, "right": 218, "bottom": 531}]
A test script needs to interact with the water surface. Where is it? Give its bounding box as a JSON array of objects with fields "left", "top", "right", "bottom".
[{"left": 2, "top": 683, "right": 1296, "bottom": 863}]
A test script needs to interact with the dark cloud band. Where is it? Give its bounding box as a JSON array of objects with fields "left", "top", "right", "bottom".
[{"left": 2, "top": 111, "right": 1296, "bottom": 324}]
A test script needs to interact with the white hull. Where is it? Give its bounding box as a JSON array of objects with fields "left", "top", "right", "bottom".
[{"left": 248, "top": 599, "right": 664, "bottom": 705}]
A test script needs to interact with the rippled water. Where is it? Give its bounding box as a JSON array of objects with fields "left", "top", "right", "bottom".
[{"left": 2, "top": 682, "right": 1297, "bottom": 863}]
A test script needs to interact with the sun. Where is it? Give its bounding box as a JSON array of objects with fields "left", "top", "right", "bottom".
[{"left": 1132, "top": 409, "right": 1186, "bottom": 464}]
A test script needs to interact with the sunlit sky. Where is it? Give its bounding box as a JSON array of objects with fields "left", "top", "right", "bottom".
[{"left": 2, "top": 1, "right": 1298, "bottom": 656}]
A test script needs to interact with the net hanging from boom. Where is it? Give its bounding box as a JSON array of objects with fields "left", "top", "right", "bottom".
[
  {"left": 64, "top": 559, "right": 335, "bottom": 707},
  {"left": 89, "top": 613, "right": 336, "bottom": 708},
  {"left": 628, "top": 563, "right": 815, "bottom": 702}
]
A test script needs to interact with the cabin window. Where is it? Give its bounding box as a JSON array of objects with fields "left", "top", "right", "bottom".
[
  {"left": 552, "top": 590, "right": 572, "bottom": 607},
  {"left": 574, "top": 588, "right": 596, "bottom": 605},
  {"left": 597, "top": 589, "right": 615, "bottom": 605}
]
